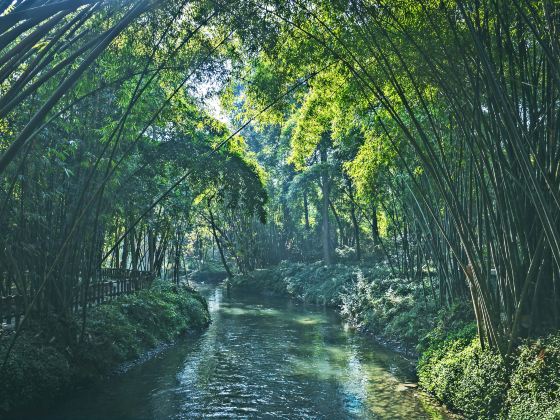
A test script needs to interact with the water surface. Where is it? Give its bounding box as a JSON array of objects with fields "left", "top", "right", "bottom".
[{"left": 34, "top": 282, "right": 449, "bottom": 419}]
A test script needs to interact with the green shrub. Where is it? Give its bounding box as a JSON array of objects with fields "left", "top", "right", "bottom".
[
  {"left": 0, "top": 332, "right": 71, "bottom": 413},
  {"left": 338, "top": 266, "right": 438, "bottom": 348},
  {"left": 419, "top": 328, "right": 560, "bottom": 419},
  {"left": 0, "top": 283, "right": 210, "bottom": 415},
  {"left": 507, "top": 334, "right": 560, "bottom": 419},
  {"left": 75, "top": 283, "right": 210, "bottom": 380},
  {"left": 418, "top": 324, "right": 507, "bottom": 419},
  {"left": 417, "top": 302, "right": 474, "bottom": 354}
]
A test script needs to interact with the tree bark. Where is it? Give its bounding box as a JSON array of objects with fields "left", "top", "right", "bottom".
[
  {"left": 303, "top": 191, "right": 310, "bottom": 230},
  {"left": 208, "top": 207, "right": 234, "bottom": 279},
  {"left": 319, "top": 140, "right": 331, "bottom": 265}
]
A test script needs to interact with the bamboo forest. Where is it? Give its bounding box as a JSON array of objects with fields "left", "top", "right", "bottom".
[{"left": 1, "top": 1, "right": 560, "bottom": 419}]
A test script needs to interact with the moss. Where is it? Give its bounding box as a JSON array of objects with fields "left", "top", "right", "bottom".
[{"left": 0, "top": 283, "right": 210, "bottom": 415}]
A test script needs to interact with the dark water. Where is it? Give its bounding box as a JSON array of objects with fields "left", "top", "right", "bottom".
[{"left": 34, "top": 282, "right": 449, "bottom": 419}]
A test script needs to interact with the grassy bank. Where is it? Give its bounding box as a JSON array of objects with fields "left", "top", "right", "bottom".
[
  {"left": 230, "top": 260, "right": 441, "bottom": 353},
  {"left": 0, "top": 283, "right": 210, "bottom": 415},
  {"left": 232, "top": 261, "right": 560, "bottom": 419}
]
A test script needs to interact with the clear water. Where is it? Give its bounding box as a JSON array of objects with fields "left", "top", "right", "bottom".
[{"left": 29, "top": 282, "right": 450, "bottom": 419}]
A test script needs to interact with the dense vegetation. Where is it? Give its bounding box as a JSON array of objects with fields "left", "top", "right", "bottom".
[
  {"left": 0, "top": 0, "right": 265, "bottom": 380},
  {"left": 2, "top": 0, "right": 560, "bottom": 418},
  {"left": 231, "top": 261, "right": 436, "bottom": 353},
  {"left": 0, "top": 283, "right": 209, "bottom": 415}
]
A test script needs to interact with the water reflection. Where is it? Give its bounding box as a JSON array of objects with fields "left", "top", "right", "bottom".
[{"left": 33, "top": 282, "right": 450, "bottom": 419}]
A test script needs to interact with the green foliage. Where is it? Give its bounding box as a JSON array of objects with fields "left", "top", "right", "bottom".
[
  {"left": 4, "top": 2, "right": 560, "bottom": 418},
  {"left": 417, "top": 303, "right": 475, "bottom": 353},
  {"left": 196, "top": 259, "right": 227, "bottom": 273},
  {"left": 0, "top": 284, "right": 209, "bottom": 415},
  {"left": 339, "top": 266, "right": 434, "bottom": 348},
  {"left": 507, "top": 335, "right": 560, "bottom": 419},
  {"left": 418, "top": 332, "right": 508, "bottom": 419},
  {"left": 0, "top": 332, "right": 71, "bottom": 413},
  {"left": 0, "top": 1, "right": 267, "bottom": 341},
  {"left": 418, "top": 328, "right": 560, "bottom": 419},
  {"left": 75, "top": 283, "right": 209, "bottom": 381}
]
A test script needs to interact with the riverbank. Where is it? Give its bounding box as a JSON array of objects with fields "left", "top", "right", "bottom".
[
  {"left": 230, "top": 261, "right": 444, "bottom": 356},
  {"left": 0, "top": 282, "right": 210, "bottom": 416},
  {"left": 231, "top": 261, "right": 560, "bottom": 419},
  {"left": 34, "top": 278, "right": 452, "bottom": 419}
]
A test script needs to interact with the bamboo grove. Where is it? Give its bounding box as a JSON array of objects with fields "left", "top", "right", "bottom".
[
  {"left": 223, "top": 0, "right": 560, "bottom": 356},
  {"left": 0, "top": 0, "right": 267, "bottom": 344},
  {"left": 1, "top": 0, "right": 560, "bottom": 358}
]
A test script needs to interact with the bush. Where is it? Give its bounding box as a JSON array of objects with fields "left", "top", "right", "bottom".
[
  {"left": 339, "top": 267, "right": 432, "bottom": 347},
  {"left": 0, "top": 283, "right": 210, "bottom": 415},
  {"left": 0, "top": 332, "right": 71, "bottom": 413},
  {"left": 418, "top": 327, "right": 560, "bottom": 419},
  {"left": 507, "top": 334, "right": 560, "bottom": 419},
  {"left": 74, "top": 283, "right": 210, "bottom": 381},
  {"left": 417, "top": 324, "right": 508, "bottom": 419}
]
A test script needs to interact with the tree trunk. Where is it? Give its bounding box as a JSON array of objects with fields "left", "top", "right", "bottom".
[
  {"left": 371, "top": 203, "right": 379, "bottom": 240},
  {"left": 346, "top": 178, "right": 361, "bottom": 261},
  {"left": 350, "top": 202, "right": 361, "bottom": 261},
  {"left": 320, "top": 141, "right": 331, "bottom": 265},
  {"left": 208, "top": 207, "right": 234, "bottom": 279},
  {"left": 303, "top": 191, "right": 310, "bottom": 230}
]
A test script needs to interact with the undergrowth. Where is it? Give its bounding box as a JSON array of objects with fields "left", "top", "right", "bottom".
[
  {"left": 232, "top": 260, "right": 440, "bottom": 350},
  {"left": 0, "top": 282, "right": 210, "bottom": 415}
]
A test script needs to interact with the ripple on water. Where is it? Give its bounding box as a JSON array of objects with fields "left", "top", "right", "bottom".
[{"left": 35, "top": 284, "right": 451, "bottom": 420}]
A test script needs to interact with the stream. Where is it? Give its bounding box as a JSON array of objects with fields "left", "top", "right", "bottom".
[{"left": 33, "top": 281, "right": 450, "bottom": 419}]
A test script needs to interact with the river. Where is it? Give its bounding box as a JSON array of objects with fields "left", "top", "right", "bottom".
[{"left": 33, "top": 281, "right": 450, "bottom": 419}]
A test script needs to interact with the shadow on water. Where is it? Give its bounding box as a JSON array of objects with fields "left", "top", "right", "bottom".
[{"left": 28, "top": 281, "right": 451, "bottom": 419}]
